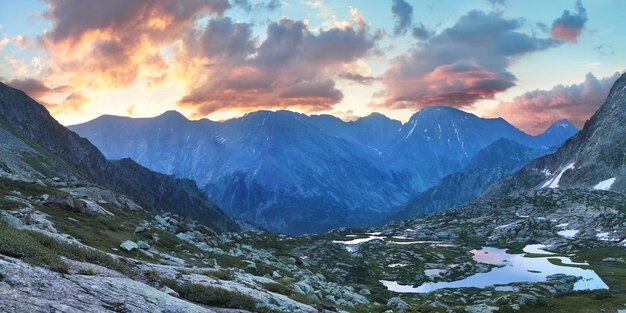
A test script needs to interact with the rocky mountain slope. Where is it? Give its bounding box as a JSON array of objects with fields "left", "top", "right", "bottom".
[
  {"left": 486, "top": 72, "right": 626, "bottom": 196},
  {"left": 0, "top": 82, "right": 238, "bottom": 233},
  {"left": 393, "top": 139, "right": 555, "bottom": 219},
  {"left": 70, "top": 107, "right": 576, "bottom": 234}
]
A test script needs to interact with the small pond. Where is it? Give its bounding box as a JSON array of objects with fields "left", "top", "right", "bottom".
[{"left": 380, "top": 246, "right": 608, "bottom": 293}]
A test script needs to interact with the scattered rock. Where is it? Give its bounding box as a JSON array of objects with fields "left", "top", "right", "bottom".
[
  {"left": 120, "top": 240, "right": 138, "bottom": 252},
  {"left": 387, "top": 297, "right": 410, "bottom": 309}
]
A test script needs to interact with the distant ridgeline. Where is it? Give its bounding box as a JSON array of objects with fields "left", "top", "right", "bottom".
[{"left": 70, "top": 103, "right": 578, "bottom": 234}]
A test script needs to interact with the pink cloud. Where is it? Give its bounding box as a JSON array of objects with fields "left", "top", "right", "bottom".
[{"left": 488, "top": 72, "right": 621, "bottom": 134}]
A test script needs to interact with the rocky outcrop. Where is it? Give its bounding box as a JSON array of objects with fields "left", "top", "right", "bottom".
[{"left": 0, "top": 255, "right": 216, "bottom": 313}]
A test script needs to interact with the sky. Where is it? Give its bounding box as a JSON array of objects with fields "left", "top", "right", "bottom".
[{"left": 0, "top": 0, "right": 624, "bottom": 134}]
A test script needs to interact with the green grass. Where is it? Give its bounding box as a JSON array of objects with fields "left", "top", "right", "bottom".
[
  {"left": 260, "top": 282, "right": 293, "bottom": 295},
  {"left": 77, "top": 267, "right": 99, "bottom": 276},
  {"left": 0, "top": 222, "right": 69, "bottom": 272},
  {"left": 202, "top": 269, "right": 233, "bottom": 280},
  {"left": 0, "top": 221, "right": 134, "bottom": 276},
  {"left": 515, "top": 291, "right": 626, "bottom": 313},
  {"left": 160, "top": 278, "right": 257, "bottom": 310},
  {"left": 144, "top": 269, "right": 161, "bottom": 283}
]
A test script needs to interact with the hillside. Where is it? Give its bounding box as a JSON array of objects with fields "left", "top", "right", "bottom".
[
  {"left": 393, "top": 139, "right": 555, "bottom": 219},
  {"left": 0, "top": 82, "right": 238, "bottom": 233}
]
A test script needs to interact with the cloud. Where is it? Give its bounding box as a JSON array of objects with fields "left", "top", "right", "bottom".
[
  {"left": 488, "top": 72, "right": 621, "bottom": 134},
  {"left": 411, "top": 23, "right": 432, "bottom": 40},
  {"left": 177, "top": 14, "right": 378, "bottom": 114},
  {"left": 39, "top": 0, "right": 229, "bottom": 89},
  {"left": 232, "top": 0, "right": 281, "bottom": 12},
  {"left": 391, "top": 0, "right": 413, "bottom": 36},
  {"left": 338, "top": 72, "right": 378, "bottom": 85},
  {"left": 0, "top": 37, "right": 10, "bottom": 53},
  {"left": 593, "top": 44, "right": 615, "bottom": 55},
  {"left": 376, "top": 10, "right": 557, "bottom": 110},
  {"left": 550, "top": 0, "right": 587, "bottom": 42},
  {"left": 4, "top": 78, "right": 70, "bottom": 98},
  {"left": 58, "top": 91, "right": 88, "bottom": 113}
]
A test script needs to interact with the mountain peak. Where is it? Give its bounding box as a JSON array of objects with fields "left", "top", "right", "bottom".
[
  {"left": 408, "top": 106, "right": 475, "bottom": 122},
  {"left": 550, "top": 119, "right": 576, "bottom": 129},
  {"left": 156, "top": 110, "right": 188, "bottom": 121}
]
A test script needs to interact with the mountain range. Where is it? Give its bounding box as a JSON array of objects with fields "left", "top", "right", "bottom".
[{"left": 70, "top": 106, "right": 578, "bottom": 234}]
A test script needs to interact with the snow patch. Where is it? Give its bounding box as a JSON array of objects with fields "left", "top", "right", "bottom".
[
  {"left": 596, "top": 232, "right": 611, "bottom": 241},
  {"left": 557, "top": 229, "right": 579, "bottom": 239},
  {"left": 523, "top": 244, "right": 555, "bottom": 255},
  {"left": 424, "top": 269, "right": 444, "bottom": 278},
  {"left": 404, "top": 121, "right": 417, "bottom": 139},
  {"left": 593, "top": 177, "right": 616, "bottom": 190},
  {"left": 542, "top": 162, "right": 575, "bottom": 189},
  {"left": 333, "top": 236, "right": 384, "bottom": 245}
]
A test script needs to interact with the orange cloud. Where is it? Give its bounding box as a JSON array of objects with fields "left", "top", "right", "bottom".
[
  {"left": 40, "top": 0, "right": 228, "bottom": 90},
  {"left": 175, "top": 15, "right": 377, "bottom": 115}
]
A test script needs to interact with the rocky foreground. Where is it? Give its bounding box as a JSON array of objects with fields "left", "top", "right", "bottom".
[{"left": 1, "top": 170, "right": 626, "bottom": 312}]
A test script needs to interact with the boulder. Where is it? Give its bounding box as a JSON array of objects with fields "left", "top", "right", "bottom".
[
  {"left": 120, "top": 240, "right": 138, "bottom": 252},
  {"left": 160, "top": 286, "right": 179, "bottom": 298},
  {"left": 387, "top": 297, "right": 410, "bottom": 309},
  {"left": 1, "top": 215, "right": 23, "bottom": 228},
  {"left": 42, "top": 194, "right": 75, "bottom": 210},
  {"left": 137, "top": 241, "right": 151, "bottom": 250},
  {"left": 75, "top": 199, "right": 114, "bottom": 216}
]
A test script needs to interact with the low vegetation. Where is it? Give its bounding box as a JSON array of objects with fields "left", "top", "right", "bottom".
[
  {"left": 160, "top": 278, "right": 257, "bottom": 310},
  {"left": 0, "top": 222, "right": 133, "bottom": 276}
]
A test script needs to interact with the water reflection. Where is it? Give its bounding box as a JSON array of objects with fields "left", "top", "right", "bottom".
[{"left": 381, "top": 246, "right": 608, "bottom": 293}]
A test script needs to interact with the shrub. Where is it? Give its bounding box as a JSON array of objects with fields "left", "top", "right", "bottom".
[
  {"left": 0, "top": 222, "right": 69, "bottom": 273},
  {"left": 161, "top": 278, "right": 257, "bottom": 310},
  {"left": 28, "top": 231, "right": 134, "bottom": 277},
  {"left": 144, "top": 269, "right": 161, "bottom": 283},
  {"left": 77, "top": 267, "right": 99, "bottom": 276},
  {"left": 260, "top": 282, "right": 292, "bottom": 296},
  {"left": 202, "top": 269, "right": 233, "bottom": 281},
  {"left": 0, "top": 222, "right": 134, "bottom": 276}
]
